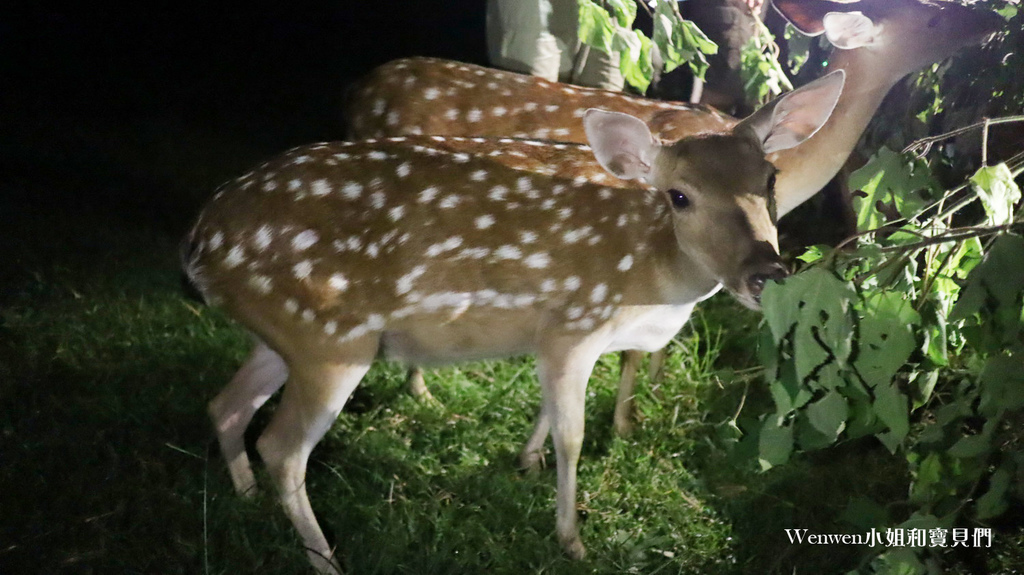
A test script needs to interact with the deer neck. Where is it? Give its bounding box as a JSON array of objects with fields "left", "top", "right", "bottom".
[{"left": 770, "top": 47, "right": 897, "bottom": 217}]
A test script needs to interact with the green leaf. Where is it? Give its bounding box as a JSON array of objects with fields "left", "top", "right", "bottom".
[
  {"left": 604, "top": 0, "right": 637, "bottom": 29},
  {"left": 976, "top": 465, "right": 1012, "bottom": 520},
  {"left": 874, "top": 381, "right": 909, "bottom": 452},
  {"left": 578, "top": 0, "right": 616, "bottom": 53},
  {"left": 970, "top": 163, "right": 1022, "bottom": 226},
  {"left": 948, "top": 435, "right": 989, "bottom": 458},
  {"left": 853, "top": 291, "right": 921, "bottom": 388},
  {"left": 652, "top": 1, "right": 716, "bottom": 79},
  {"left": 796, "top": 245, "right": 826, "bottom": 264},
  {"left": 806, "top": 390, "right": 848, "bottom": 442},
  {"left": 758, "top": 415, "right": 794, "bottom": 470},
  {"left": 613, "top": 29, "right": 654, "bottom": 93},
  {"left": 978, "top": 354, "right": 1024, "bottom": 416},
  {"left": 950, "top": 234, "right": 1024, "bottom": 322},
  {"left": 849, "top": 147, "right": 938, "bottom": 230},
  {"left": 840, "top": 496, "right": 889, "bottom": 530}
]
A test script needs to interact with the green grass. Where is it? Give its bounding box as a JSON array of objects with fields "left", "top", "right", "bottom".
[{"left": 3, "top": 118, "right": 1019, "bottom": 574}]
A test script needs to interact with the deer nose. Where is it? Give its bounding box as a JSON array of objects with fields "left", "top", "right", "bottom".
[{"left": 747, "top": 262, "right": 788, "bottom": 300}]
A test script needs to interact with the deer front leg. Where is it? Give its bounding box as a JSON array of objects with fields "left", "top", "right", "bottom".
[
  {"left": 537, "top": 340, "right": 603, "bottom": 560},
  {"left": 256, "top": 340, "right": 377, "bottom": 575},
  {"left": 208, "top": 340, "right": 288, "bottom": 496}
]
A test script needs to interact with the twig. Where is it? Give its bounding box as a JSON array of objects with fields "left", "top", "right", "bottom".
[{"left": 902, "top": 115, "right": 1024, "bottom": 158}]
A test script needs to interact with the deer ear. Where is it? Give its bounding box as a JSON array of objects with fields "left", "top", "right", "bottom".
[
  {"left": 823, "top": 11, "right": 880, "bottom": 49},
  {"left": 772, "top": 0, "right": 861, "bottom": 36},
  {"left": 734, "top": 70, "right": 845, "bottom": 154},
  {"left": 583, "top": 109, "right": 656, "bottom": 181}
]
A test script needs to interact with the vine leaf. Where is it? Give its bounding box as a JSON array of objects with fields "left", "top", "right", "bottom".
[
  {"left": 970, "top": 163, "right": 1021, "bottom": 226},
  {"left": 977, "top": 465, "right": 1012, "bottom": 520},
  {"left": 762, "top": 268, "right": 856, "bottom": 382},
  {"left": 849, "top": 147, "right": 936, "bottom": 230},
  {"left": 758, "top": 415, "right": 794, "bottom": 470},
  {"left": 873, "top": 381, "right": 909, "bottom": 453},
  {"left": 854, "top": 291, "right": 921, "bottom": 388},
  {"left": 950, "top": 234, "right": 1024, "bottom": 322},
  {"left": 806, "top": 390, "right": 849, "bottom": 442}
]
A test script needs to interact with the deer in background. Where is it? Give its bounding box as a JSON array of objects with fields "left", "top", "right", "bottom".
[
  {"left": 344, "top": 0, "right": 1002, "bottom": 434},
  {"left": 185, "top": 71, "right": 844, "bottom": 573}
]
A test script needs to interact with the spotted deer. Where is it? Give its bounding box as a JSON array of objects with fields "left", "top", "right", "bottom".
[
  {"left": 344, "top": 0, "right": 1002, "bottom": 432},
  {"left": 184, "top": 70, "right": 844, "bottom": 572}
]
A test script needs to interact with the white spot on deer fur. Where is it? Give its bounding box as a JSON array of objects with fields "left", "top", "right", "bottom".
[
  {"left": 520, "top": 231, "right": 538, "bottom": 244},
  {"left": 370, "top": 151, "right": 391, "bottom": 161},
  {"left": 341, "top": 182, "right": 363, "bottom": 200},
  {"left": 323, "top": 320, "right": 337, "bottom": 336},
  {"left": 366, "top": 242, "right": 380, "bottom": 258},
  {"left": 453, "top": 152, "right": 471, "bottom": 163},
  {"left": 224, "top": 245, "right": 245, "bottom": 269},
  {"left": 252, "top": 226, "right": 272, "bottom": 251},
  {"left": 366, "top": 314, "right": 385, "bottom": 330},
  {"left": 467, "top": 109, "right": 482, "bottom": 122},
  {"left": 598, "top": 188, "right": 613, "bottom": 200},
  {"left": 494, "top": 245, "right": 522, "bottom": 260},
  {"left": 516, "top": 177, "right": 532, "bottom": 193},
  {"left": 370, "top": 191, "right": 386, "bottom": 209},
  {"left": 618, "top": 255, "right": 634, "bottom": 271},
  {"left": 493, "top": 106, "right": 507, "bottom": 117},
  {"left": 567, "top": 306, "right": 584, "bottom": 320},
  {"left": 524, "top": 102, "right": 538, "bottom": 111},
  {"left": 456, "top": 247, "right": 490, "bottom": 260},
  {"left": 617, "top": 214, "right": 628, "bottom": 227},
  {"left": 292, "top": 155, "right": 312, "bottom": 165},
  {"left": 541, "top": 279, "right": 557, "bottom": 292},
  {"left": 424, "top": 87, "right": 440, "bottom": 100},
  {"left": 262, "top": 180, "right": 278, "bottom": 192},
  {"left": 587, "top": 234, "right": 601, "bottom": 246},
  {"left": 372, "top": 99, "right": 385, "bottom": 116},
  {"left": 470, "top": 169, "right": 488, "bottom": 182},
  {"left": 425, "top": 236, "right": 463, "bottom": 257},
  {"left": 540, "top": 199, "right": 556, "bottom": 211},
  {"left": 284, "top": 298, "right": 299, "bottom": 314},
  {"left": 544, "top": 104, "right": 559, "bottom": 112},
  {"left": 334, "top": 152, "right": 351, "bottom": 161},
  {"left": 419, "top": 186, "right": 439, "bottom": 203},
  {"left": 248, "top": 274, "right": 273, "bottom": 294},
  {"left": 564, "top": 276, "right": 581, "bottom": 291},
  {"left": 523, "top": 252, "right": 551, "bottom": 269},
  {"left": 396, "top": 162, "right": 411, "bottom": 178},
  {"left": 396, "top": 265, "right": 427, "bottom": 295},
  {"left": 209, "top": 231, "right": 224, "bottom": 250},
  {"left": 328, "top": 273, "right": 349, "bottom": 292},
  {"left": 590, "top": 283, "right": 608, "bottom": 303},
  {"left": 573, "top": 176, "right": 588, "bottom": 187},
  {"left": 388, "top": 205, "right": 405, "bottom": 222},
  {"left": 309, "top": 179, "right": 330, "bottom": 197},
  {"left": 445, "top": 109, "right": 459, "bottom": 121},
  {"left": 287, "top": 179, "right": 302, "bottom": 192},
  {"left": 293, "top": 260, "right": 313, "bottom": 280},
  {"left": 488, "top": 185, "right": 508, "bottom": 201},
  {"left": 301, "top": 309, "right": 315, "bottom": 322},
  {"left": 439, "top": 195, "right": 461, "bottom": 209},
  {"left": 386, "top": 111, "right": 399, "bottom": 126},
  {"left": 291, "top": 229, "right": 319, "bottom": 251},
  {"left": 533, "top": 128, "right": 550, "bottom": 139},
  {"left": 475, "top": 215, "right": 495, "bottom": 229},
  {"left": 553, "top": 128, "right": 570, "bottom": 137}
]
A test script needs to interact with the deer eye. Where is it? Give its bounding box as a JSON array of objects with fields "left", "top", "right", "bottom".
[{"left": 668, "top": 189, "right": 690, "bottom": 209}]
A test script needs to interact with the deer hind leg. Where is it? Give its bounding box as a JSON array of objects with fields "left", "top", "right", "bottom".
[
  {"left": 519, "top": 402, "right": 550, "bottom": 473},
  {"left": 405, "top": 366, "right": 437, "bottom": 404},
  {"left": 536, "top": 342, "right": 602, "bottom": 560},
  {"left": 208, "top": 339, "right": 288, "bottom": 496},
  {"left": 256, "top": 339, "right": 378, "bottom": 575},
  {"left": 612, "top": 350, "right": 644, "bottom": 437}
]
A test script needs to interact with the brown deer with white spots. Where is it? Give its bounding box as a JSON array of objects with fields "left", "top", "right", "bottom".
[
  {"left": 184, "top": 70, "right": 843, "bottom": 572},
  {"left": 344, "top": 0, "right": 1002, "bottom": 433}
]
